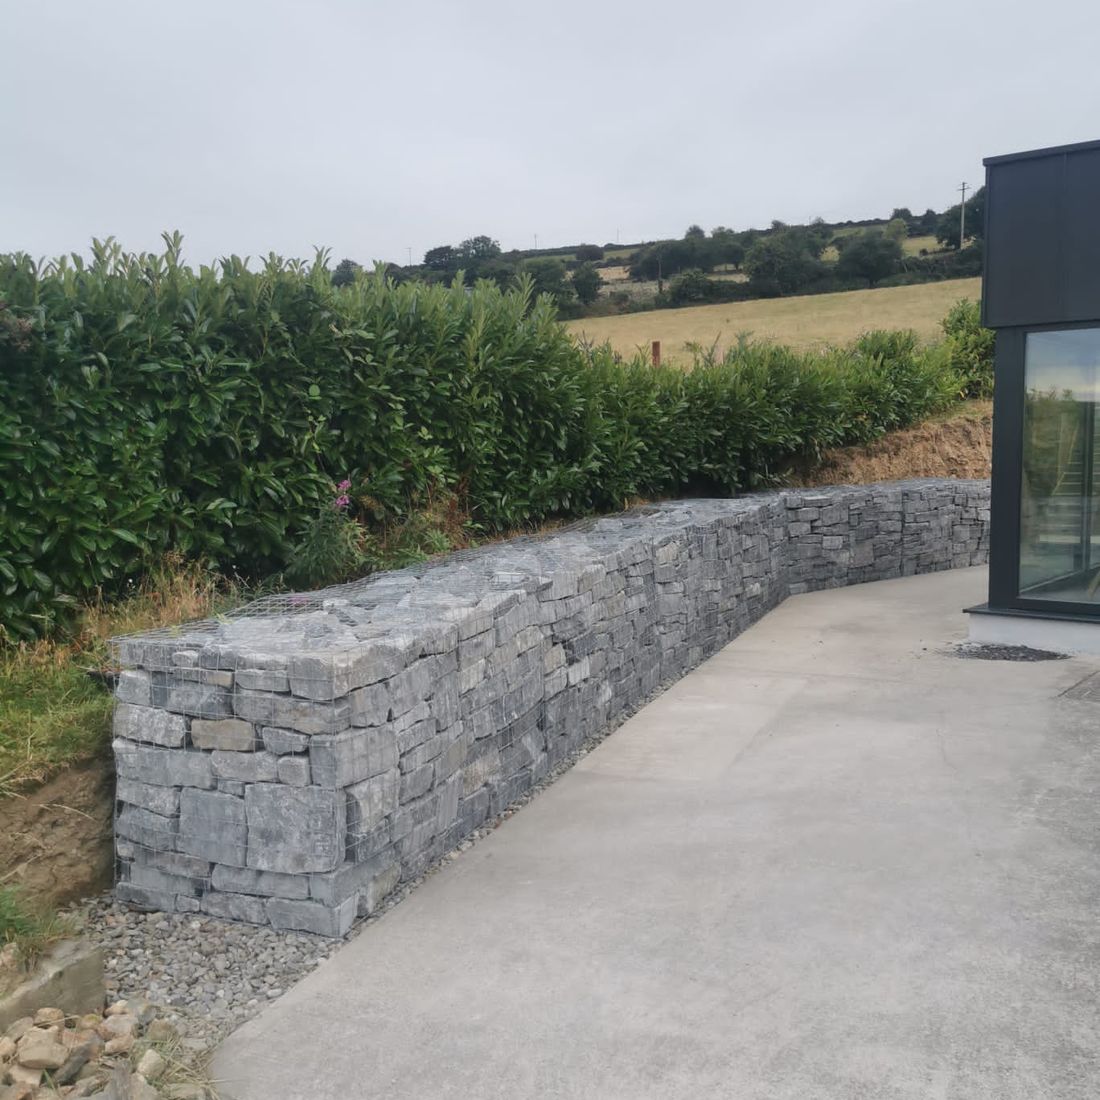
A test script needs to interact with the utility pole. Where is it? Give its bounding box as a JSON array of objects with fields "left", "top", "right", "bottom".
[
  {"left": 533, "top": 233, "right": 538, "bottom": 251},
  {"left": 406, "top": 246, "right": 412, "bottom": 266},
  {"left": 958, "top": 181, "right": 968, "bottom": 249}
]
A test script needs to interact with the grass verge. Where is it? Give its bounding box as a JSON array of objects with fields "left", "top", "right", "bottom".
[{"left": 0, "top": 557, "right": 244, "bottom": 798}]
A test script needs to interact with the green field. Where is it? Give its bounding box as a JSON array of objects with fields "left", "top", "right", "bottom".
[{"left": 568, "top": 277, "right": 982, "bottom": 360}]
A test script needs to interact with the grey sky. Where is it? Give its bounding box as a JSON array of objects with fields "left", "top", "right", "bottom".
[{"left": 3, "top": 0, "right": 1098, "bottom": 267}]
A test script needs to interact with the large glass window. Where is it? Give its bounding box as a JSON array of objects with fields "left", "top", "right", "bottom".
[{"left": 1020, "top": 328, "right": 1100, "bottom": 602}]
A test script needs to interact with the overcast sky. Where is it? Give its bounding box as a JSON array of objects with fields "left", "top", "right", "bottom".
[{"left": 3, "top": 0, "right": 1098, "bottom": 267}]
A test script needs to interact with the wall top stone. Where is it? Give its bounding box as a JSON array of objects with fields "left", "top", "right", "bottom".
[{"left": 111, "top": 481, "right": 990, "bottom": 700}]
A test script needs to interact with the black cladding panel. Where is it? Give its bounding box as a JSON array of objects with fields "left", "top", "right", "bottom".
[
  {"left": 983, "top": 141, "right": 1100, "bottom": 329},
  {"left": 1062, "top": 149, "right": 1100, "bottom": 321}
]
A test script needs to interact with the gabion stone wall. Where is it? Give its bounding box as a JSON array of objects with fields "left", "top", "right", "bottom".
[{"left": 111, "top": 479, "right": 989, "bottom": 936}]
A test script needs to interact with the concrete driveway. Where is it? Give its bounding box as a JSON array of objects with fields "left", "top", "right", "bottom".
[{"left": 213, "top": 567, "right": 1100, "bottom": 1099}]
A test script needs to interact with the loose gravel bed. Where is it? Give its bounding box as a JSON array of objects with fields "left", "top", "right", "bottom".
[{"left": 66, "top": 900, "right": 337, "bottom": 1047}]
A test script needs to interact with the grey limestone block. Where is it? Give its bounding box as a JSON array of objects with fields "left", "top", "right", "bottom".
[
  {"left": 115, "top": 670, "right": 152, "bottom": 706},
  {"left": 436, "top": 773, "right": 461, "bottom": 834},
  {"left": 433, "top": 730, "right": 469, "bottom": 784},
  {"left": 245, "top": 784, "right": 347, "bottom": 874},
  {"left": 310, "top": 726, "right": 397, "bottom": 789},
  {"left": 358, "top": 861, "right": 401, "bottom": 917},
  {"left": 346, "top": 769, "right": 399, "bottom": 835},
  {"left": 458, "top": 788, "right": 490, "bottom": 834},
  {"left": 234, "top": 668, "right": 291, "bottom": 693},
  {"left": 232, "top": 690, "right": 351, "bottom": 735},
  {"left": 116, "top": 882, "right": 176, "bottom": 912},
  {"left": 190, "top": 718, "right": 258, "bottom": 752},
  {"left": 348, "top": 819, "right": 393, "bottom": 863},
  {"left": 114, "top": 740, "right": 213, "bottom": 793},
  {"left": 152, "top": 679, "right": 233, "bottom": 719},
  {"left": 171, "top": 667, "right": 234, "bottom": 687},
  {"left": 309, "top": 852, "right": 397, "bottom": 907},
  {"left": 211, "top": 863, "right": 309, "bottom": 900},
  {"left": 262, "top": 726, "right": 310, "bottom": 755},
  {"left": 396, "top": 715, "right": 438, "bottom": 758},
  {"left": 399, "top": 764, "right": 434, "bottom": 804},
  {"left": 128, "top": 862, "right": 203, "bottom": 898},
  {"left": 132, "top": 847, "right": 212, "bottom": 879},
  {"left": 116, "top": 777, "right": 180, "bottom": 818},
  {"left": 266, "top": 895, "right": 356, "bottom": 938},
  {"left": 288, "top": 641, "right": 409, "bottom": 702},
  {"left": 113, "top": 704, "right": 186, "bottom": 748},
  {"left": 201, "top": 891, "right": 270, "bottom": 925},
  {"left": 177, "top": 788, "right": 247, "bottom": 867},
  {"left": 211, "top": 750, "right": 278, "bottom": 783},
  {"left": 400, "top": 732, "right": 443, "bottom": 773},
  {"left": 277, "top": 754, "right": 311, "bottom": 786},
  {"left": 117, "top": 805, "right": 178, "bottom": 852}
]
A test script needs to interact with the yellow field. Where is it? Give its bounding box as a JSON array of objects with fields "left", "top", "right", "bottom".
[
  {"left": 903, "top": 234, "right": 940, "bottom": 255},
  {"left": 566, "top": 277, "right": 982, "bottom": 360}
]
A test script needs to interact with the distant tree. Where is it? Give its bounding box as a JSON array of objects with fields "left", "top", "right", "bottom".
[
  {"left": 710, "top": 228, "right": 745, "bottom": 268},
  {"left": 331, "top": 258, "right": 361, "bottom": 287},
  {"left": 884, "top": 218, "right": 909, "bottom": 246},
  {"left": 522, "top": 257, "right": 571, "bottom": 302},
  {"left": 474, "top": 257, "right": 518, "bottom": 289},
  {"left": 745, "top": 233, "right": 824, "bottom": 296},
  {"left": 424, "top": 245, "right": 456, "bottom": 271},
  {"left": 935, "top": 187, "right": 985, "bottom": 250},
  {"left": 835, "top": 230, "right": 902, "bottom": 286},
  {"left": 629, "top": 239, "right": 697, "bottom": 280},
  {"left": 571, "top": 261, "right": 603, "bottom": 305},
  {"left": 668, "top": 268, "right": 715, "bottom": 305},
  {"left": 890, "top": 207, "right": 914, "bottom": 224},
  {"left": 916, "top": 208, "right": 938, "bottom": 235},
  {"left": 456, "top": 235, "right": 502, "bottom": 263},
  {"left": 966, "top": 187, "right": 986, "bottom": 240},
  {"left": 685, "top": 224, "right": 706, "bottom": 239},
  {"left": 574, "top": 243, "right": 604, "bottom": 262}
]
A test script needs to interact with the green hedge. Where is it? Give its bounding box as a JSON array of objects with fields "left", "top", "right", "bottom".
[{"left": 0, "top": 238, "right": 966, "bottom": 640}]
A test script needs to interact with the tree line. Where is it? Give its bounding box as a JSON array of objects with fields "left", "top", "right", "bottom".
[{"left": 329, "top": 188, "right": 986, "bottom": 314}]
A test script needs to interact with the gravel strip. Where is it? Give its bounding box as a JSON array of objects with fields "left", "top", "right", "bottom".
[{"left": 65, "top": 670, "right": 683, "bottom": 1050}]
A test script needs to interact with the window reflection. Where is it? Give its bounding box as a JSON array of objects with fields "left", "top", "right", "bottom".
[{"left": 1020, "top": 329, "right": 1100, "bottom": 601}]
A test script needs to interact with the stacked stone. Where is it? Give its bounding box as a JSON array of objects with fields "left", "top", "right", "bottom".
[{"left": 111, "top": 480, "right": 990, "bottom": 936}]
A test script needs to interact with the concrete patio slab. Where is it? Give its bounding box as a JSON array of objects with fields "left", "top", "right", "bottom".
[{"left": 213, "top": 566, "right": 1100, "bottom": 1100}]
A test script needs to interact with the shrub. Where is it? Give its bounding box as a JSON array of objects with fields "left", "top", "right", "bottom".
[
  {"left": 0, "top": 237, "right": 969, "bottom": 640},
  {"left": 941, "top": 298, "right": 994, "bottom": 397},
  {"left": 574, "top": 244, "right": 604, "bottom": 263},
  {"left": 835, "top": 230, "right": 903, "bottom": 287},
  {"left": 571, "top": 262, "right": 603, "bottom": 305},
  {"left": 665, "top": 271, "right": 753, "bottom": 307}
]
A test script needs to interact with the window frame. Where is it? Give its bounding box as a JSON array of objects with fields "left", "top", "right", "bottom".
[{"left": 989, "top": 319, "right": 1100, "bottom": 617}]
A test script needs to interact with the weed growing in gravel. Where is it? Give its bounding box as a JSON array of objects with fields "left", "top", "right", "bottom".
[{"left": 0, "top": 885, "right": 70, "bottom": 971}]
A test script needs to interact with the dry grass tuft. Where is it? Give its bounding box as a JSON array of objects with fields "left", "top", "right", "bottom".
[{"left": 789, "top": 400, "right": 992, "bottom": 487}]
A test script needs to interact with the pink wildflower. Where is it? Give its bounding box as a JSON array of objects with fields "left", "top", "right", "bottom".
[{"left": 337, "top": 478, "right": 351, "bottom": 491}]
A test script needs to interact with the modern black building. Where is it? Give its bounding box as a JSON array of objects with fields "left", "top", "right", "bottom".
[{"left": 971, "top": 139, "right": 1100, "bottom": 650}]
